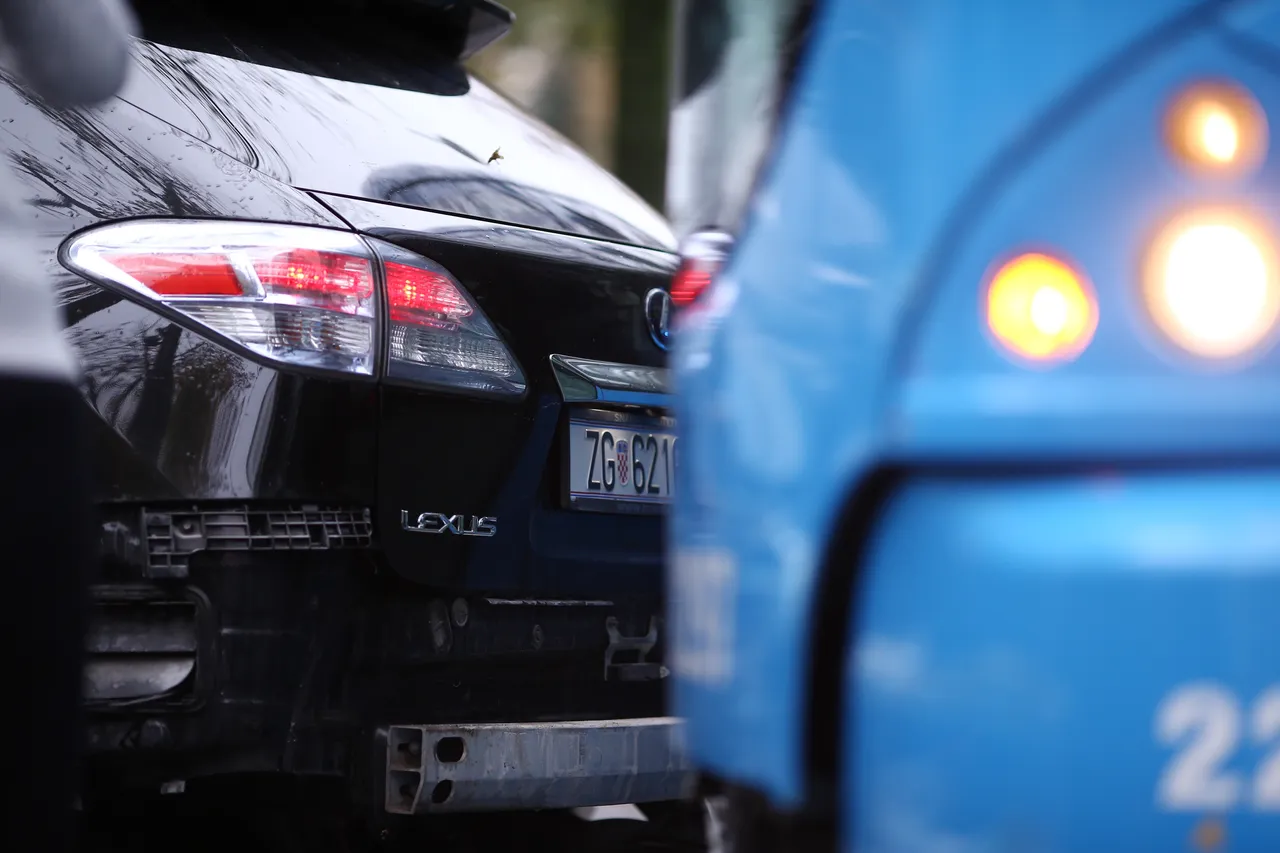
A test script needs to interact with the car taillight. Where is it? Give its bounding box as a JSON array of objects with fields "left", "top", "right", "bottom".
[
  {"left": 63, "top": 221, "right": 378, "bottom": 375},
  {"left": 61, "top": 220, "right": 526, "bottom": 397},
  {"left": 373, "top": 241, "right": 526, "bottom": 397},
  {"left": 385, "top": 261, "right": 472, "bottom": 323},
  {"left": 672, "top": 229, "right": 734, "bottom": 308},
  {"left": 671, "top": 262, "right": 714, "bottom": 307}
]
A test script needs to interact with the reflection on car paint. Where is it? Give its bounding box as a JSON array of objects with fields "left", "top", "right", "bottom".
[{"left": 118, "top": 41, "right": 675, "bottom": 249}]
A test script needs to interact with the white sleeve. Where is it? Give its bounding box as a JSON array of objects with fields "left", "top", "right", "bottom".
[
  {"left": 0, "top": 0, "right": 137, "bottom": 381},
  {"left": 0, "top": 0, "right": 137, "bottom": 107},
  {"left": 0, "top": 164, "right": 79, "bottom": 382}
]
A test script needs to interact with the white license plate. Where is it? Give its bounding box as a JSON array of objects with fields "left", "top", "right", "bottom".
[{"left": 567, "top": 419, "right": 677, "bottom": 510}]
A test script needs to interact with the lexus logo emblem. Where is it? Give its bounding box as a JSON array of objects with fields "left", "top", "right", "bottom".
[{"left": 645, "top": 288, "right": 672, "bottom": 351}]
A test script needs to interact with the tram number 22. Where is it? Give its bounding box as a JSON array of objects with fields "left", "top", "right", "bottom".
[{"left": 1156, "top": 683, "right": 1280, "bottom": 812}]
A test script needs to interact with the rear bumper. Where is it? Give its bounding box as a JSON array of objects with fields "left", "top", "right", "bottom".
[
  {"left": 84, "top": 529, "right": 669, "bottom": 793},
  {"left": 383, "top": 716, "right": 693, "bottom": 814},
  {"left": 847, "top": 470, "right": 1280, "bottom": 849}
]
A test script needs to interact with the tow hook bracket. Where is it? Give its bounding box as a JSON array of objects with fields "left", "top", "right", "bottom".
[{"left": 603, "top": 616, "right": 667, "bottom": 681}]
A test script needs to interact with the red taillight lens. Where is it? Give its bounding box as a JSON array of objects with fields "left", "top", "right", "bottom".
[
  {"left": 671, "top": 229, "right": 734, "bottom": 309},
  {"left": 671, "top": 263, "right": 713, "bottom": 307},
  {"left": 254, "top": 248, "right": 375, "bottom": 299},
  {"left": 64, "top": 221, "right": 379, "bottom": 376},
  {"left": 102, "top": 253, "right": 244, "bottom": 296},
  {"left": 378, "top": 249, "right": 526, "bottom": 397},
  {"left": 385, "top": 261, "right": 473, "bottom": 324}
]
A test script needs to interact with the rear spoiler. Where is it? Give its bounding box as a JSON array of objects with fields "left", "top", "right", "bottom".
[
  {"left": 401, "top": 0, "right": 514, "bottom": 60},
  {"left": 461, "top": 0, "right": 515, "bottom": 59},
  {"left": 128, "top": 0, "right": 513, "bottom": 67}
]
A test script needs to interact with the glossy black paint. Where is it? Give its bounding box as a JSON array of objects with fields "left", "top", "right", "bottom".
[
  {"left": 2, "top": 22, "right": 677, "bottom": 786},
  {"left": 0, "top": 63, "right": 378, "bottom": 502},
  {"left": 321, "top": 194, "right": 675, "bottom": 368},
  {"left": 2, "top": 36, "right": 673, "bottom": 513},
  {"left": 77, "top": 300, "right": 379, "bottom": 502},
  {"left": 318, "top": 195, "right": 676, "bottom": 595},
  {"left": 117, "top": 39, "right": 675, "bottom": 250}
]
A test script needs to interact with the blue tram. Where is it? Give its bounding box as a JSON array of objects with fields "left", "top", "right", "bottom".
[{"left": 665, "top": 0, "right": 1280, "bottom": 849}]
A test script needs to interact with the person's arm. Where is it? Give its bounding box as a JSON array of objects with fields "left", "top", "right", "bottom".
[
  {"left": 0, "top": 5, "right": 135, "bottom": 850},
  {"left": 0, "top": 0, "right": 137, "bottom": 107}
]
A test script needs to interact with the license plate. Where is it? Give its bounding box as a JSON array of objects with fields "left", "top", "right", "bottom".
[{"left": 566, "top": 417, "right": 677, "bottom": 513}]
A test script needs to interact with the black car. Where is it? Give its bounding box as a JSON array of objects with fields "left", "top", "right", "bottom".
[{"left": 2, "top": 0, "right": 689, "bottom": 833}]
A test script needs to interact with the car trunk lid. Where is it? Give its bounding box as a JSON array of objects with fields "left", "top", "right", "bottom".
[
  {"left": 321, "top": 194, "right": 675, "bottom": 597},
  {"left": 119, "top": 2, "right": 675, "bottom": 251}
]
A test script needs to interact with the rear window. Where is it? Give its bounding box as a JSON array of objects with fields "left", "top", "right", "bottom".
[
  {"left": 128, "top": 0, "right": 490, "bottom": 96},
  {"left": 665, "top": 0, "right": 816, "bottom": 240}
]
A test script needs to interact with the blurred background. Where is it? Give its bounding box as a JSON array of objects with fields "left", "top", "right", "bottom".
[{"left": 467, "top": 0, "right": 673, "bottom": 211}]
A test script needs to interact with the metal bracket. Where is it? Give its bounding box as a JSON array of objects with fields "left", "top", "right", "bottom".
[
  {"left": 604, "top": 615, "right": 667, "bottom": 682},
  {"left": 384, "top": 717, "right": 693, "bottom": 814},
  {"left": 134, "top": 505, "right": 372, "bottom": 579}
]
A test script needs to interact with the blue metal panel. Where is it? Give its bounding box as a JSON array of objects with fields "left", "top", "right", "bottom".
[
  {"left": 1222, "top": 0, "right": 1280, "bottom": 55},
  {"left": 894, "top": 27, "right": 1280, "bottom": 460},
  {"left": 670, "top": 0, "right": 1223, "bottom": 805},
  {"left": 847, "top": 471, "right": 1280, "bottom": 850}
]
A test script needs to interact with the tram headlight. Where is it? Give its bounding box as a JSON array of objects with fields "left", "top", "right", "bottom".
[
  {"left": 1164, "top": 80, "right": 1268, "bottom": 177},
  {"left": 985, "top": 251, "right": 1097, "bottom": 363},
  {"left": 1144, "top": 207, "right": 1280, "bottom": 359}
]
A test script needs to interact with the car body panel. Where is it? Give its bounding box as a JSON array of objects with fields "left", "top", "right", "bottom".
[
  {"left": 118, "top": 40, "right": 675, "bottom": 250},
  {"left": 3, "top": 24, "right": 674, "bottom": 590},
  {"left": 850, "top": 472, "right": 1280, "bottom": 850},
  {"left": 892, "top": 22, "right": 1280, "bottom": 462},
  {"left": 0, "top": 67, "right": 373, "bottom": 503},
  {"left": 5, "top": 5, "right": 680, "bottom": 794},
  {"left": 669, "top": 0, "right": 1228, "bottom": 806},
  {"left": 316, "top": 194, "right": 675, "bottom": 595}
]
